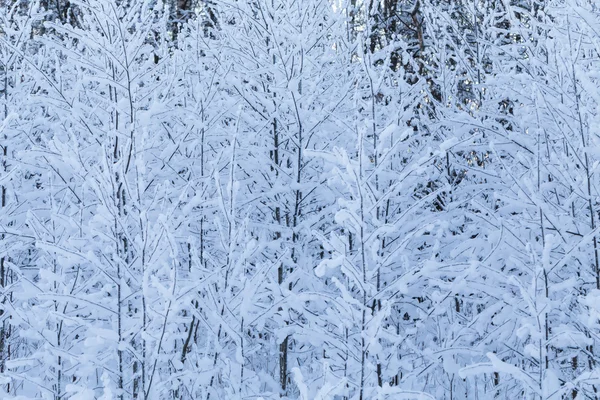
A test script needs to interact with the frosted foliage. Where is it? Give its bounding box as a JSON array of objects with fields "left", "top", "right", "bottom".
[{"left": 0, "top": 0, "right": 599, "bottom": 399}]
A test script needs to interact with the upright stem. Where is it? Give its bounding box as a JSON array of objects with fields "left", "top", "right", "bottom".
[
  {"left": 357, "top": 122, "right": 367, "bottom": 400},
  {"left": 110, "top": 59, "right": 125, "bottom": 399},
  {"left": 0, "top": 58, "right": 8, "bottom": 392}
]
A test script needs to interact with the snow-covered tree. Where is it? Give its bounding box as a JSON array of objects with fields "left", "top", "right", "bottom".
[{"left": 2, "top": 0, "right": 600, "bottom": 399}]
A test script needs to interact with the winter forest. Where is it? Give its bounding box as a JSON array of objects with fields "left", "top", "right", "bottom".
[{"left": 2, "top": 0, "right": 600, "bottom": 399}]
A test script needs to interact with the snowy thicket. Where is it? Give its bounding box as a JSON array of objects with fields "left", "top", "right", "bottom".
[{"left": 1, "top": 0, "right": 600, "bottom": 399}]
